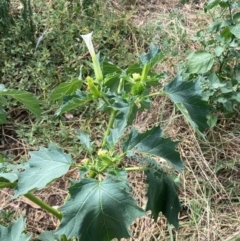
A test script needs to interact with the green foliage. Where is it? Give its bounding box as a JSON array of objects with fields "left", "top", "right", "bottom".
[
  {"left": 0, "top": 0, "right": 11, "bottom": 35},
  {"left": 14, "top": 143, "right": 72, "bottom": 198},
  {"left": 163, "top": 76, "right": 210, "bottom": 133},
  {"left": 145, "top": 169, "right": 181, "bottom": 229},
  {"left": 0, "top": 84, "right": 41, "bottom": 124},
  {"left": 0, "top": 0, "right": 34, "bottom": 39},
  {"left": 123, "top": 126, "right": 183, "bottom": 172},
  {"left": 0, "top": 35, "right": 210, "bottom": 240},
  {"left": 0, "top": 0, "right": 145, "bottom": 96},
  {"left": 182, "top": 0, "right": 240, "bottom": 116},
  {"left": 0, "top": 216, "right": 31, "bottom": 241}
]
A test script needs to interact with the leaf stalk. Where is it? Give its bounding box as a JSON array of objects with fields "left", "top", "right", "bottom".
[
  {"left": 125, "top": 166, "right": 145, "bottom": 172},
  {"left": 24, "top": 193, "right": 62, "bottom": 220}
]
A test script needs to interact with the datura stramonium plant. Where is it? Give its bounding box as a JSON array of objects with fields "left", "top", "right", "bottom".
[{"left": 81, "top": 32, "right": 103, "bottom": 82}]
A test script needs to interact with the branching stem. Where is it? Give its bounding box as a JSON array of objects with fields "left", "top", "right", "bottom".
[
  {"left": 125, "top": 166, "right": 145, "bottom": 172},
  {"left": 101, "top": 109, "right": 117, "bottom": 148}
]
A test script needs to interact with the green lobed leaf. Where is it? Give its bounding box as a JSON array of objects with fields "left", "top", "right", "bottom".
[
  {"left": 229, "top": 23, "right": 240, "bottom": 38},
  {"left": 123, "top": 126, "right": 183, "bottom": 172},
  {"left": 55, "top": 177, "right": 145, "bottom": 241},
  {"left": 145, "top": 169, "right": 181, "bottom": 229},
  {"left": 0, "top": 89, "right": 41, "bottom": 117},
  {"left": 187, "top": 51, "right": 214, "bottom": 74},
  {"left": 164, "top": 75, "right": 210, "bottom": 133},
  {"left": 14, "top": 143, "right": 73, "bottom": 198},
  {"left": 50, "top": 79, "right": 82, "bottom": 101},
  {"left": 0, "top": 216, "right": 32, "bottom": 241},
  {"left": 76, "top": 130, "right": 93, "bottom": 152},
  {"left": 138, "top": 43, "right": 164, "bottom": 68},
  {"left": 55, "top": 90, "right": 94, "bottom": 115}
]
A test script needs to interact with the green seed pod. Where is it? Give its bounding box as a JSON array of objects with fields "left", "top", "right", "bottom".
[{"left": 131, "top": 82, "right": 145, "bottom": 95}]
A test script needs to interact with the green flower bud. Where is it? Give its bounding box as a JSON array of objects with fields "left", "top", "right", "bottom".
[
  {"left": 97, "top": 149, "right": 112, "bottom": 166},
  {"left": 87, "top": 76, "right": 102, "bottom": 97},
  {"left": 132, "top": 73, "right": 141, "bottom": 82}
]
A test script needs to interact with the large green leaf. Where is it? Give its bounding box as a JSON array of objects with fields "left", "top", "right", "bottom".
[
  {"left": 0, "top": 89, "right": 41, "bottom": 117},
  {"left": 55, "top": 177, "right": 145, "bottom": 241},
  {"left": 14, "top": 143, "right": 73, "bottom": 198},
  {"left": 55, "top": 90, "right": 94, "bottom": 115},
  {"left": 187, "top": 51, "right": 214, "bottom": 74},
  {"left": 164, "top": 75, "right": 209, "bottom": 133},
  {"left": 50, "top": 79, "right": 82, "bottom": 101},
  {"left": 123, "top": 126, "right": 183, "bottom": 172},
  {"left": 0, "top": 216, "right": 32, "bottom": 241},
  {"left": 145, "top": 169, "right": 181, "bottom": 229}
]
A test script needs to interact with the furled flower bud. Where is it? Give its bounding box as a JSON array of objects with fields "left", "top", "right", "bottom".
[
  {"left": 81, "top": 32, "right": 103, "bottom": 82},
  {"left": 132, "top": 73, "right": 141, "bottom": 82},
  {"left": 87, "top": 76, "right": 102, "bottom": 97}
]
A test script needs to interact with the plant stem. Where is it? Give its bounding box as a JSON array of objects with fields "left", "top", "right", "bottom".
[
  {"left": 146, "top": 91, "right": 166, "bottom": 98},
  {"left": 101, "top": 95, "right": 110, "bottom": 106},
  {"left": 24, "top": 193, "right": 62, "bottom": 220},
  {"left": 0, "top": 181, "right": 17, "bottom": 189},
  {"left": 101, "top": 109, "right": 117, "bottom": 148},
  {"left": 168, "top": 224, "right": 174, "bottom": 241},
  {"left": 125, "top": 166, "right": 145, "bottom": 172},
  {"left": 141, "top": 64, "right": 150, "bottom": 82}
]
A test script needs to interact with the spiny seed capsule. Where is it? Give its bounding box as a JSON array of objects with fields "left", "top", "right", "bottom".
[{"left": 131, "top": 82, "right": 145, "bottom": 95}]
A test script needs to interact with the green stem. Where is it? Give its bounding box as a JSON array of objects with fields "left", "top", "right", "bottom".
[
  {"left": 117, "top": 78, "right": 124, "bottom": 93},
  {"left": 145, "top": 91, "right": 166, "bottom": 98},
  {"left": 101, "top": 109, "right": 117, "bottom": 148},
  {"left": 24, "top": 193, "right": 62, "bottom": 220},
  {"left": 101, "top": 95, "right": 110, "bottom": 106},
  {"left": 0, "top": 182, "right": 17, "bottom": 189},
  {"left": 125, "top": 166, "right": 145, "bottom": 172},
  {"left": 168, "top": 224, "right": 174, "bottom": 241},
  {"left": 141, "top": 64, "right": 150, "bottom": 82}
]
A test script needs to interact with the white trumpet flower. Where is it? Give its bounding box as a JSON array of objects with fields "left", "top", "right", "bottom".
[{"left": 81, "top": 32, "right": 103, "bottom": 82}]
